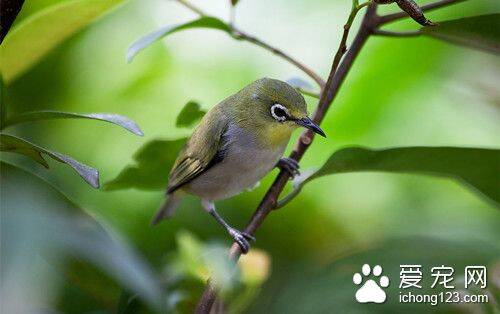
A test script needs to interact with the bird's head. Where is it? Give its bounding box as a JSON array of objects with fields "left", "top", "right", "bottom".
[{"left": 234, "top": 78, "right": 325, "bottom": 146}]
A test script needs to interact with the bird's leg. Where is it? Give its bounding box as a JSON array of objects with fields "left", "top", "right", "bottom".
[
  {"left": 277, "top": 157, "right": 300, "bottom": 178},
  {"left": 201, "top": 199, "right": 255, "bottom": 253}
]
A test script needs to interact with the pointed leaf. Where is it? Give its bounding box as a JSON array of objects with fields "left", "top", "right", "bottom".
[
  {"left": 422, "top": 14, "right": 500, "bottom": 54},
  {"left": 0, "top": 133, "right": 49, "bottom": 167},
  {"left": 0, "top": 0, "right": 124, "bottom": 83},
  {"left": 176, "top": 101, "right": 206, "bottom": 128},
  {"left": 307, "top": 146, "right": 500, "bottom": 207},
  {"left": 4, "top": 111, "right": 144, "bottom": 136},
  {"left": 104, "top": 138, "right": 187, "bottom": 191},
  {"left": 0, "top": 133, "right": 99, "bottom": 188},
  {"left": 127, "top": 17, "right": 231, "bottom": 62}
]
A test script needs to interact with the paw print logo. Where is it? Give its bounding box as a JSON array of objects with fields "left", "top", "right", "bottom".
[{"left": 353, "top": 264, "right": 390, "bottom": 303}]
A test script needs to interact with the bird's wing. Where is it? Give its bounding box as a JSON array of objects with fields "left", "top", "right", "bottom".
[{"left": 166, "top": 109, "right": 229, "bottom": 193}]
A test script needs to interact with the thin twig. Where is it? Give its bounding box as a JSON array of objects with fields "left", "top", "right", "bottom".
[
  {"left": 195, "top": 4, "right": 378, "bottom": 313},
  {"left": 232, "top": 30, "right": 326, "bottom": 87},
  {"left": 377, "top": 0, "right": 467, "bottom": 25},
  {"left": 295, "top": 87, "right": 320, "bottom": 99},
  {"left": 329, "top": 1, "right": 371, "bottom": 86},
  {"left": 177, "top": 0, "right": 204, "bottom": 16},
  {"left": 373, "top": 29, "right": 421, "bottom": 37},
  {"left": 175, "top": 0, "right": 325, "bottom": 88}
]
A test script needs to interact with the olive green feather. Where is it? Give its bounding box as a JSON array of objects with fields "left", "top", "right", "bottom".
[{"left": 167, "top": 103, "right": 229, "bottom": 193}]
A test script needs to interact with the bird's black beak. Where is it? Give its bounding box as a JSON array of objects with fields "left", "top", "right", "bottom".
[{"left": 295, "top": 117, "right": 326, "bottom": 137}]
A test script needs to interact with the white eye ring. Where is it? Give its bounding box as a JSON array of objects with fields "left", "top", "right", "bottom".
[{"left": 271, "top": 103, "right": 288, "bottom": 122}]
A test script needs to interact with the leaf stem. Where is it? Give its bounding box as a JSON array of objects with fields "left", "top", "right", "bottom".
[
  {"left": 232, "top": 30, "right": 326, "bottom": 87},
  {"left": 176, "top": 0, "right": 205, "bottom": 16},
  {"left": 175, "top": 0, "right": 325, "bottom": 88},
  {"left": 276, "top": 184, "right": 303, "bottom": 208},
  {"left": 373, "top": 29, "right": 421, "bottom": 37},
  {"left": 329, "top": 0, "right": 372, "bottom": 82}
]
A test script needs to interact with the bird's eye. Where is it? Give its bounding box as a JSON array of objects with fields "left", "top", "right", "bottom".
[{"left": 271, "top": 104, "right": 288, "bottom": 122}]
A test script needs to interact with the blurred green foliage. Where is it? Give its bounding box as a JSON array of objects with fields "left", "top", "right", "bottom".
[
  {"left": 1, "top": 0, "right": 499, "bottom": 313},
  {"left": 176, "top": 101, "right": 206, "bottom": 128},
  {"left": 104, "top": 138, "right": 188, "bottom": 190},
  {"left": 1, "top": 162, "right": 164, "bottom": 311},
  {"left": 0, "top": 0, "right": 124, "bottom": 83},
  {"left": 422, "top": 14, "right": 500, "bottom": 54}
]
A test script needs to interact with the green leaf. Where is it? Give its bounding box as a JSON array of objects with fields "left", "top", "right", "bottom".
[
  {"left": 0, "top": 133, "right": 99, "bottom": 188},
  {"left": 1, "top": 162, "right": 164, "bottom": 311},
  {"left": 307, "top": 146, "right": 500, "bottom": 207},
  {"left": 176, "top": 101, "right": 206, "bottom": 128},
  {"left": 3, "top": 110, "right": 144, "bottom": 136},
  {"left": 422, "top": 14, "right": 500, "bottom": 54},
  {"left": 231, "top": 0, "right": 240, "bottom": 6},
  {"left": 104, "top": 138, "right": 187, "bottom": 191},
  {"left": 127, "top": 16, "right": 232, "bottom": 63},
  {"left": 0, "top": 0, "right": 124, "bottom": 84}
]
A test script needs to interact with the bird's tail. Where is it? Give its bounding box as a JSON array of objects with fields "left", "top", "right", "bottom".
[{"left": 151, "top": 193, "right": 182, "bottom": 225}]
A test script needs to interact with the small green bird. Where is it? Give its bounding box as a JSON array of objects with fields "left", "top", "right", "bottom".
[{"left": 152, "top": 78, "right": 325, "bottom": 252}]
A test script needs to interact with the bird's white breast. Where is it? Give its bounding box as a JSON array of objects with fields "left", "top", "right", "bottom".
[{"left": 184, "top": 123, "right": 288, "bottom": 200}]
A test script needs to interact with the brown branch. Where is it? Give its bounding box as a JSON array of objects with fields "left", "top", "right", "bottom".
[
  {"left": 176, "top": 0, "right": 325, "bottom": 88},
  {"left": 195, "top": 0, "right": 469, "bottom": 311},
  {"left": 195, "top": 4, "right": 378, "bottom": 313},
  {"left": 377, "top": 0, "right": 467, "bottom": 25}
]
